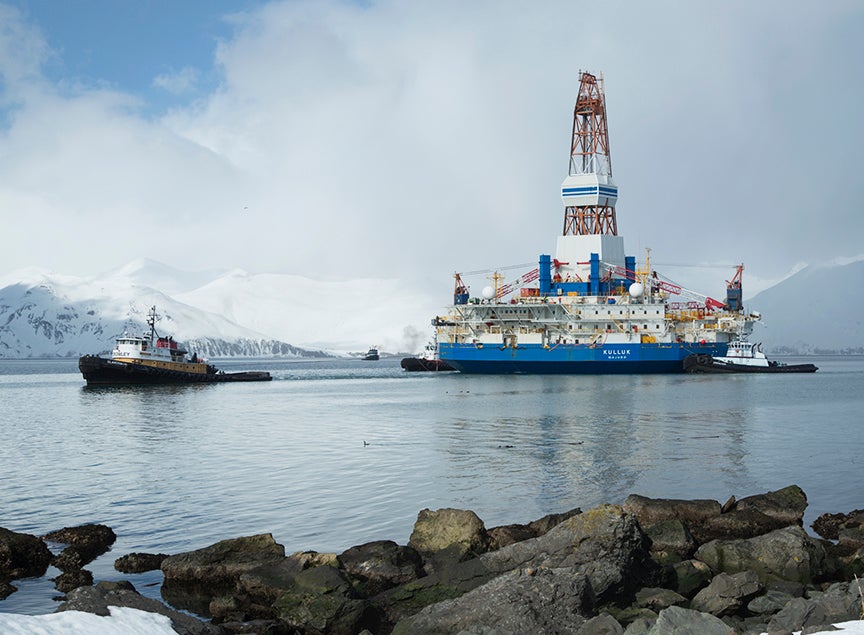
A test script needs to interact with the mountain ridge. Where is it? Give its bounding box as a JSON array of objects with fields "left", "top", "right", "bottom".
[{"left": 0, "top": 261, "right": 436, "bottom": 358}]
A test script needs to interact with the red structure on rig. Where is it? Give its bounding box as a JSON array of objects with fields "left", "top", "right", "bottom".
[{"left": 561, "top": 71, "right": 618, "bottom": 237}]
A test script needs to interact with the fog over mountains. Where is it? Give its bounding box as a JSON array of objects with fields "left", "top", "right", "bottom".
[
  {"left": 744, "top": 257, "right": 864, "bottom": 354},
  {"left": 0, "top": 257, "right": 861, "bottom": 359},
  {"left": 0, "top": 259, "right": 437, "bottom": 359}
]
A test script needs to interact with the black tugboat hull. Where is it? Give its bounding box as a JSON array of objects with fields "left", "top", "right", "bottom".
[
  {"left": 683, "top": 354, "right": 818, "bottom": 374},
  {"left": 400, "top": 357, "right": 456, "bottom": 372},
  {"left": 78, "top": 355, "right": 272, "bottom": 385}
]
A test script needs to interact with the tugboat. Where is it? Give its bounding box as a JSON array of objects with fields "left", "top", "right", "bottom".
[
  {"left": 683, "top": 341, "right": 818, "bottom": 373},
  {"left": 362, "top": 347, "right": 380, "bottom": 361},
  {"left": 401, "top": 339, "right": 456, "bottom": 372},
  {"left": 78, "top": 306, "right": 272, "bottom": 385}
]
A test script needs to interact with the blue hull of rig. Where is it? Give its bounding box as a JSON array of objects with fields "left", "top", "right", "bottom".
[{"left": 438, "top": 341, "right": 729, "bottom": 375}]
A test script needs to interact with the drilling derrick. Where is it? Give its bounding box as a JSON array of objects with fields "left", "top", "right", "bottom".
[
  {"left": 554, "top": 71, "right": 625, "bottom": 286},
  {"left": 561, "top": 72, "right": 618, "bottom": 236}
]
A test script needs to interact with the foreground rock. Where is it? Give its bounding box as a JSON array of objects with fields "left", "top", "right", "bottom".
[
  {"left": 0, "top": 527, "right": 52, "bottom": 586},
  {"left": 43, "top": 523, "right": 117, "bottom": 564},
  {"left": 391, "top": 567, "right": 594, "bottom": 634},
  {"left": 10, "top": 485, "right": 864, "bottom": 635},
  {"left": 57, "top": 581, "right": 224, "bottom": 635}
]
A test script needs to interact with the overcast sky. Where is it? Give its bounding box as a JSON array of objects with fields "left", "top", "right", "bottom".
[{"left": 1, "top": 0, "right": 861, "bottom": 299}]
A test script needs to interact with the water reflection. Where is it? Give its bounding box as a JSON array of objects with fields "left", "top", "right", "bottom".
[{"left": 1, "top": 357, "right": 862, "bottom": 616}]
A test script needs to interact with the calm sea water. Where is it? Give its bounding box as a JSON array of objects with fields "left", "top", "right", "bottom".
[{"left": 1, "top": 355, "right": 862, "bottom": 615}]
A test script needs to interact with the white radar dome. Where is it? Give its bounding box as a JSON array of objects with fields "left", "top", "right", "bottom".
[
  {"left": 481, "top": 286, "right": 495, "bottom": 300},
  {"left": 628, "top": 282, "right": 644, "bottom": 298}
]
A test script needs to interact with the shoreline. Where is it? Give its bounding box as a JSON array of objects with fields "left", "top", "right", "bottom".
[{"left": 3, "top": 485, "right": 864, "bottom": 634}]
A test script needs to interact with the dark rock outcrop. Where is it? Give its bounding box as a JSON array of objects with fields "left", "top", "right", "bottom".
[
  {"left": 57, "top": 582, "right": 224, "bottom": 635},
  {"left": 44, "top": 523, "right": 117, "bottom": 564},
  {"left": 813, "top": 509, "right": 864, "bottom": 540},
  {"left": 30, "top": 488, "right": 864, "bottom": 635},
  {"left": 373, "top": 504, "right": 654, "bottom": 628},
  {"left": 689, "top": 570, "right": 762, "bottom": 617},
  {"left": 337, "top": 540, "right": 424, "bottom": 597},
  {"left": 487, "top": 507, "right": 582, "bottom": 550},
  {"left": 670, "top": 558, "right": 713, "bottom": 597},
  {"left": 391, "top": 566, "right": 595, "bottom": 635},
  {"left": 0, "top": 526, "right": 53, "bottom": 581},
  {"left": 695, "top": 526, "right": 828, "bottom": 586},
  {"left": 114, "top": 551, "right": 169, "bottom": 573},
  {"left": 733, "top": 484, "right": 808, "bottom": 525},
  {"left": 645, "top": 605, "right": 732, "bottom": 634},
  {"left": 643, "top": 519, "right": 697, "bottom": 562},
  {"left": 622, "top": 495, "right": 721, "bottom": 542},
  {"left": 162, "top": 533, "right": 285, "bottom": 588},
  {"left": 407, "top": 508, "right": 489, "bottom": 573},
  {"left": 53, "top": 567, "right": 94, "bottom": 593},
  {"left": 271, "top": 565, "right": 372, "bottom": 635}
]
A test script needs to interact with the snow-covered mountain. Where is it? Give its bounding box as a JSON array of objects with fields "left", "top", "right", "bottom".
[
  {"left": 746, "top": 257, "right": 864, "bottom": 354},
  {"left": 0, "top": 259, "right": 439, "bottom": 359}
]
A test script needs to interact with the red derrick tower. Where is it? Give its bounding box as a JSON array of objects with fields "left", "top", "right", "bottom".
[{"left": 561, "top": 71, "right": 618, "bottom": 237}]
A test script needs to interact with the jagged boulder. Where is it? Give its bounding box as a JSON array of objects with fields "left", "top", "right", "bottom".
[
  {"left": 670, "top": 559, "right": 713, "bottom": 597},
  {"left": 487, "top": 523, "right": 538, "bottom": 550},
  {"left": 689, "top": 570, "right": 762, "bottom": 617},
  {"left": 374, "top": 504, "right": 654, "bottom": 627},
  {"left": 337, "top": 540, "right": 424, "bottom": 597},
  {"left": 747, "top": 588, "right": 797, "bottom": 616},
  {"left": 57, "top": 582, "right": 224, "bottom": 635},
  {"left": 695, "top": 526, "right": 827, "bottom": 586},
  {"left": 44, "top": 524, "right": 117, "bottom": 564},
  {"left": 0, "top": 527, "right": 52, "bottom": 580},
  {"left": 733, "top": 484, "right": 808, "bottom": 526},
  {"left": 624, "top": 487, "right": 807, "bottom": 546},
  {"left": 161, "top": 533, "right": 286, "bottom": 617},
  {"left": 645, "top": 606, "right": 731, "bottom": 634},
  {"left": 633, "top": 586, "right": 688, "bottom": 612},
  {"left": 813, "top": 509, "right": 864, "bottom": 540},
  {"left": 235, "top": 551, "right": 327, "bottom": 608},
  {"left": 622, "top": 495, "right": 720, "bottom": 534},
  {"left": 53, "top": 567, "right": 94, "bottom": 593},
  {"left": 114, "top": 552, "right": 169, "bottom": 573},
  {"left": 391, "top": 567, "right": 594, "bottom": 635},
  {"left": 697, "top": 507, "right": 789, "bottom": 541},
  {"left": 1, "top": 580, "right": 16, "bottom": 599},
  {"left": 577, "top": 612, "right": 624, "bottom": 634},
  {"left": 488, "top": 507, "right": 584, "bottom": 550},
  {"left": 408, "top": 508, "right": 489, "bottom": 572},
  {"left": 766, "top": 582, "right": 864, "bottom": 633},
  {"left": 643, "top": 519, "right": 697, "bottom": 562},
  {"left": 271, "top": 564, "right": 371, "bottom": 635},
  {"left": 161, "top": 534, "right": 286, "bottom": 587}
]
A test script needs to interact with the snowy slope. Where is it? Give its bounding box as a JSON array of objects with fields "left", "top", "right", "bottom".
[
  {"left": 746, "top": 257, "right": 864, "bottom": 354},
  {"left": 176, "top": 270, "right": 439, "bottom": 352},
  {"left": 0, "top": 260, "right": 439, "bottom": 358},
  {"left": 0, "top": 264, "right": 324, "bottom": 358}
]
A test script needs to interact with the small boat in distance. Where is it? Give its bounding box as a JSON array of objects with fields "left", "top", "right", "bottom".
[
  {"left": 78, "top": 306, "right": 272, "bottom": 385},
  {"left": 683, "top": 340, "right": 817, "bottom": 374},
  {"left": 362, "top": 347, "right": 380, "bottom": 361},
  {"left": 401, "top": 340, "right": 456, "bottom": 372}
]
